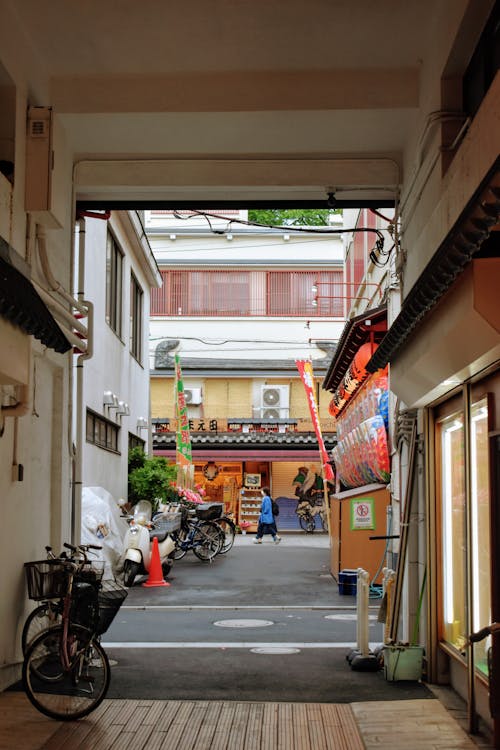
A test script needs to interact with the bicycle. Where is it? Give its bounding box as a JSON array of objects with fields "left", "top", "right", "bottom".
[
  {"left": 213, "top": 514, "right": 236, "bottom": 554},
  {"left": 295, "top": 493, "right": 328, "bottom": 533},
  {"left": 21, "top": 544, "right": 83, "bottom": 655},
  {"left": 170, "top": 507, "right": 224, "bottom": 562},
  {"left": 22, "top": 546, "right": 64, "bottom": 655},
  {"left": 22, "top": 543, "right": 127, "bottom": 721}
]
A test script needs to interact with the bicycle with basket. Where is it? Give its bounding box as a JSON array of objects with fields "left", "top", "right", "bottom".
[
  {"left": 22, "top": 543, "right": 128, "bottom": 721},
  {"left": 168, "top": 502, "right": 225, "bottom": 561}
]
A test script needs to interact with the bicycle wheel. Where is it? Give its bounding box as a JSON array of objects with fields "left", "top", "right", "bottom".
[
  {"left": 216, "top": 517, "right": 235, "bottom": 554},
  {"left": 172, "top": 530, "right": 188, "bottom": 560},
  {"left": 23, "top": 624, "right": 110, "bottom": 721},
  {"left": 193, "top": 521, "right": 223, "bottom": 561},
  {"left": 299, "top": 514, "right": 315, "bottom": 533},
  {"left": 22, "top": 602, "right": 62, "bottom": 656},
  {"left": 319, "top": 511, "right": 329, "bottom": 532}
]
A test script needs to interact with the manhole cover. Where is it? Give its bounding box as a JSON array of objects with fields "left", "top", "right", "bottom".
[
  {"left": 213, "top": 619, "right": 274, "bottom": 628},
  {"left": 250, "top": 647, "right": 301, "bottom": 654}
]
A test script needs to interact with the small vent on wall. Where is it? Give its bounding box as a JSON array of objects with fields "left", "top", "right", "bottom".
[{"left": 29, "top": 119, "right": 49, "bottom": 138}]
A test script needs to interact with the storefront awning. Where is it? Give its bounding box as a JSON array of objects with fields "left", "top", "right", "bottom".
[
  {"left": 322, "top": 305, "right": 387, "bottom": 392},
  {"left": 0, "top": 238, "right": 71, "bottom": 354}
]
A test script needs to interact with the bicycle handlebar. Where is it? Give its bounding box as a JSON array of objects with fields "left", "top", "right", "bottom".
[{"left": 62, "top": 542, "right": 102, "bottom": 563}]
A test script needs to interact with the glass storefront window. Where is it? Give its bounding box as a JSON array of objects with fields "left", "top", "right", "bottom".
[
  {"left": 471, "top": 398, "right": 490, "bottom": 675},
  {"left": 439, "top": 412, "right": 466, "bottom": 650},
  {"left": 438, "top": 398, "right": 491, "bottom": 675}
]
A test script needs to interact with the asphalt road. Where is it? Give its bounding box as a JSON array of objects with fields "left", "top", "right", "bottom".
[{"left": 102, "top": 534, "right": 432, "bottom": 703}]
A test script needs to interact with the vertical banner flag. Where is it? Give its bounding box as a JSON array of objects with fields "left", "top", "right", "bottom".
[
  {"left": 296, "top": 359, "right": 334, "bottom": 481},
  {"left": 174, "top": 354, "right": 192, "bottom": 467}
]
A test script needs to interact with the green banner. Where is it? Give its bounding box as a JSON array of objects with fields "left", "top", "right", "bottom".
[{"left": 174, "top": 354, "right": 192, "bottom": 465}]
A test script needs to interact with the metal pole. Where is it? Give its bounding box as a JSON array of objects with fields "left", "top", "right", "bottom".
[{"left": 389, "top": 421, "right": 417, "bottom": 643}]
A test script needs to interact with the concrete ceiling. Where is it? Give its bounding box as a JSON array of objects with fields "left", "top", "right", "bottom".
[{"left": 1, "top": 0, "right": 489, "bottom": 205}]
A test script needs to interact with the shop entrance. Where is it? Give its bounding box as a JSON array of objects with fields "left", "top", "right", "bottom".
[{"left": 191, "top": 459, "right": 329, "bottom": 534}]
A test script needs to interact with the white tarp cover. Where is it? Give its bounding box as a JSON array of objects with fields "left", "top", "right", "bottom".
[{"left": 81, "top": 486, "right": 128, "bottom": 579}]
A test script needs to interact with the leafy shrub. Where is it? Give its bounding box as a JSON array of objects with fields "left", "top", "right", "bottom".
[
  {"left": 128, "top": 446, "right": 147, "bottom": 472},
  {"left": 128, "top": 456, "right": 177, "bottom": 511}
]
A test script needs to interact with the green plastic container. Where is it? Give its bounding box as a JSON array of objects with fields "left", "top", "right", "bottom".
[{"left": 383, "top": 645, "right": 424, "bottom": 681}]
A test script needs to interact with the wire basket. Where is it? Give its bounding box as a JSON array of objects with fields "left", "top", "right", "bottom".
[
  {"left": 24, "top": 559, "right": 69, "bottom": 601},
  {"left": 96, "top": 580, "right": 128, "bottom": 635},
  {"left": 153, "top": 512, "right": 182, "bottom": 533}
]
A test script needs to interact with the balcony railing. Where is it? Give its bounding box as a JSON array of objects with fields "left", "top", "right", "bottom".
[{"left": 151, "top": 269, "right": 345, "bottom": 317}]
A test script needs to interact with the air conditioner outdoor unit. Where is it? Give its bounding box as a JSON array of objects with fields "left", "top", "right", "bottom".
[
  {"left": 262, "top": 407, "right": 282, "bottom": 420},
  {"left": 184, "top": 387, "right": 203, "bottom": 405},
  {"left": 260, "top": 385, "right": 289, "bottom": 418}
]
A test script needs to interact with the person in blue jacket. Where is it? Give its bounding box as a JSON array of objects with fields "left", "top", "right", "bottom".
[{"left": 254, "top": 486, "right": 281, "bottom": 544}]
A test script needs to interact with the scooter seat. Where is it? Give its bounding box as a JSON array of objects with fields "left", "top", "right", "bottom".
[{"left": 149, "top": 529, "right": 169, "bottom": 543}]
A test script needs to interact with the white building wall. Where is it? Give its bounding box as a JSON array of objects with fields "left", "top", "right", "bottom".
[
  {"left": 81, "top": 212, "right": 159, "bottom": 500},
  {"left": 0, "top": 90, "right": 75, "bottom": 688},
  {"left": 146, "top": 211, "right": 346, "bottom": 367}
]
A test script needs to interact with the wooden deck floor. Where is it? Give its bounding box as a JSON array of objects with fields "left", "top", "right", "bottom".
[{"left": 0, "top": 693, "right": 483, "bottom": 750}]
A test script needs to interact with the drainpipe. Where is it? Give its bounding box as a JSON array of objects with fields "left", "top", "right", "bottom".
[
  {"left": 72, "top": 218, "right": 93, "bottom": 544},
  {"left": 36, "top": 226, "right": 88, "bottom": 315}
]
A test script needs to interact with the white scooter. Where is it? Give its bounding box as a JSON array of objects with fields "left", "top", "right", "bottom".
[{"left": 121, "top": 500, "right": 176, "bottom": 587}]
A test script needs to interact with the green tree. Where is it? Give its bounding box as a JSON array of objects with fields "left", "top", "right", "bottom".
[
  {"left": 128, "top": 456, "right": 178, "bottom": 511},
  {"left": 248, "top": 208, "right": 341, "bottom": 227},
  {"left": 128, "top": 446, "right": 146, "bottom": 472}
]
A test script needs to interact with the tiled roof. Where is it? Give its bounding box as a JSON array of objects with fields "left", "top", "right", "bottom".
[
  {"left": 153, "top": 339, "right": 336, "bottom": 373},
  {"left": 153, "top": 431, "right": 336, "bottom": 449},
  {"left": 322, "top": 305, "right": 387, "bottom": 391},
  {"left": 0, "top": 239, "right": 71, "bottom": 354}
]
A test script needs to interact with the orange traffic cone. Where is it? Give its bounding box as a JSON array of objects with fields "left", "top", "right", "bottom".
[{"left": 142, "top": 537, "right": 170, "bottom": 587}]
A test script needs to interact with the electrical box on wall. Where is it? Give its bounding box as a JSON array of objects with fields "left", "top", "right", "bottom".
[{"left": 25, "top": 106, "right": 61, "bottom": 228}]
